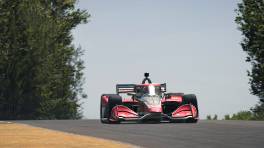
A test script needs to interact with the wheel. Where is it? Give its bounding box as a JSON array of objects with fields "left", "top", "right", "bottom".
[
  {"left": 185, "top": 118, "right": 198, "bottom": 123},
  {"left": 182, "top": 94, "right": 199, "bottom": 123},
  {"left": 182, "top": 94, "right": 199, "bottom": 115},
  {"left": 100, "top": 99, "right": 108, "bottom": 123},
  {"left": 100, "top": 94, "right": 122, "bottom": 124}
]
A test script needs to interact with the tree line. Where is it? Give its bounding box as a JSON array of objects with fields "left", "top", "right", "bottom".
[
  {"left": 207, "top": 108, "right": 263, "bottom": 121},
  {"left": 0, "top": 0, "right": 89, "bottom": 119},
  {"left": 206, "top": 0, "right": 264, "bottom": 121},
  {"left": 232, "top": 0, "right": 264, "bottom": 120}
]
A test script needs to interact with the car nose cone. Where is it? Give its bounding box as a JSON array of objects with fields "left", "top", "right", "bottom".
[{"left": 148, "top": 106, "right": 162, "bottom": 112}]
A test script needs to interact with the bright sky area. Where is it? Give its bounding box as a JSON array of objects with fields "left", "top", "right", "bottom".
[{"left": 72, "top": 0, "right": 259, "bottom": 119}]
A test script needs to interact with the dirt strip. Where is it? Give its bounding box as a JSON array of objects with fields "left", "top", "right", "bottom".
[{"left": 0, "top": 122, "right": 135, "bottom": 148}]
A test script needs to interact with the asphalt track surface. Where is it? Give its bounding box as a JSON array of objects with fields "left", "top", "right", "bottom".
[{"left": 17, "top": 120, "right": 264, "bottom": 148}]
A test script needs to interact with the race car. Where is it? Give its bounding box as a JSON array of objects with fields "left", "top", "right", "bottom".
[{"left": 100, "top": 73, "right": 199, "bottom": 123}]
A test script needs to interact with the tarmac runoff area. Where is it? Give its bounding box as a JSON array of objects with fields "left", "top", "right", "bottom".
[
  {"left": 0, "top": 121, "right": 135, "bottom": 148},
  {"left": 16, "top": 120, "right": 264, "bottom": 148}
]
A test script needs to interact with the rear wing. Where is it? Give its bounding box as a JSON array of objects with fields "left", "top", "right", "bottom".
[
  {"left": 116, "top": 84, "right": 135, "bottom": 94},
  {"left": 116, "top": 83, "right": 167, "bottom": 94}
]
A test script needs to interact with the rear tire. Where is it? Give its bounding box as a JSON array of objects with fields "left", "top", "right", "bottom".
[{"left": 100, "top": 94, "right": 122, "bottom": 124}]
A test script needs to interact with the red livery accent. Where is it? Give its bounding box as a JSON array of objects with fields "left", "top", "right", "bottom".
[
  {"left": 163, "top": 96, "right": 183, "bottom": 103},
  {"left": 111, "top": 105, "right": 138, "bottom": 119},
  {"left": 101, "top": 95, "right": 109, "bottom": 106},
  {"left": 191, "top": 104, "right": 198, "bottom": 118},
  {"left": 122, "top": 98, "right": 138, "bottom": 103},
  {"left": 148, "top": 106, "right": 162, "bottom": 112},
  {"left": 172, "top": 104, "right": 192, "bottom": 117},
  {"left": 173, "top": 110, "right": 192, "bottom": 118},
  {"left": 171, "top": 96, "right": 183, "bottom": 102}
]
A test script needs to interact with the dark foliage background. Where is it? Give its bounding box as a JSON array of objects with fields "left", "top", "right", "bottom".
[
  {"left": 0, "top": 0, "right": 89, "bottom": 119},
  {"left": 229, "top": 0, "right": 264, "bottom": 120}
]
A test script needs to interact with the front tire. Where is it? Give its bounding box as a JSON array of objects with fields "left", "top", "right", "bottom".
[
  {"left": 100, "top": 94, "right": 122, "bottom": 124},
  {"left": 182, "top": 94, "right": 199, "bottom": 123}
]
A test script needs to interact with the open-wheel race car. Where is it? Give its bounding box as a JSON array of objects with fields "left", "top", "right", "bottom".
[{"left": 100, "top": 73, "right": 199, "bottom": 123}]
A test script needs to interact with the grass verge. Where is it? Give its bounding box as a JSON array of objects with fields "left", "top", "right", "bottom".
[{"left": 0, "top": 122, "right": 134, "bottom": 148}]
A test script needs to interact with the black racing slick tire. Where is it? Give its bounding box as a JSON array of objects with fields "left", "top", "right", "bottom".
[
  {"left": 100, "top": 94, "right": 122, "bottom": 124},
  {"left": 182, "top": 94, "right": 199, "bottom": 123}
]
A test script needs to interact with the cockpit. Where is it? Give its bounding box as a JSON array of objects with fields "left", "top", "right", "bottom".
[{"left": 135, "top": 85, "right": 162, "bottom": 96}]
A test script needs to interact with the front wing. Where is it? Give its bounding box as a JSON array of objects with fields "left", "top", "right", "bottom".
[{"left": 109, "top": 104, "right": 198, "bottom": 122}]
